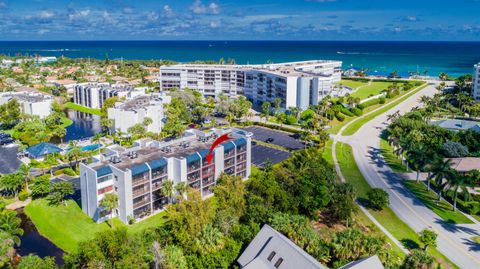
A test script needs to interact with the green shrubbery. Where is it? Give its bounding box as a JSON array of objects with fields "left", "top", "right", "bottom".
[
  {"left": 335, "top": 112, "right": 345, "bottom": 122},
  {"left": 19, "top": 189, "right": 29, "bottom": 201},
  {"left": 350, "top": 107, "right": 363, "bottom": 116}
]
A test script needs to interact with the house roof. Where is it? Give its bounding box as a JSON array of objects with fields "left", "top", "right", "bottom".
[
  {"left": 237, "top": 224, "right": 328, "bottom": 269},
  {"left": 237, "top": 224, "right": 384, "bottom": 269},
  {"left": 339, "top": 255, "right": 384, "bottom": 269},
  {"left": 26, "top": 142, "right": 62, "bottom": 158},
  {"left": 448, "top": 158, "right": 480, "bottom": 172},
  {"left": 431, "top": 119, "right": 480, "bottom": 132}
]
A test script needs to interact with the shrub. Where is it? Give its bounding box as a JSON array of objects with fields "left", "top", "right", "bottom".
[
  {"left": 442, "top": 141, "right": 469, "bottom": 157},
  {"left": 300, "top": 109, "right": 315, "bottom": 121},
  {"left": 335, "top": 112, "right": 345, "bottom": 122},
  {"left": 334, "top": 105, "right": 354, "bottom": 117},
  {"left": 63, "top": 168, "right": 76, "bottom": 176},
  {"left": 379, "top": 97, "right": 386, "bottom": 104},
  {"left": 367, "top": 188, "right": 389, "bottom": 210},
  {"left": 285, "top": 114, "right": 298, "bottom": 125},
  {"left": 19, "top": 190, "right": 29, "bottom": 201},
  {"left": 350, "top": 107, "right": 363, "bottom": 116},
  {"left": 53, "top": 169, "right": 64, "bottom": 176}
]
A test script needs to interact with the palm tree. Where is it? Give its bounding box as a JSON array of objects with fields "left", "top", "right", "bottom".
[
  {"left": 407, "top": 146, "right": 431, "bottom": 183},
  {"left": 162, "top": 180, "right": 174, "bottom": 204},
  {"left": 143, "top": 117, "right": 153, "bottom": 128},
  {"left": 99, "top": 193, "right": 119, "bottom": 228},
  {"left": 0, "top": 210, "right": 23, "bottom": 246},
  {"left": 175, "top": 182, "right": 187, "bottom": 199},
  {"left": 439, "top": 72, "right": 448, "bottom": 81},
  {"left": 261, "top": 102, "right": 271, "bottom": 124},
  {"left": 92, "top": 133, "right": 103, "bottom": 155},
  {"left": 17, "top": 164, "right": 31, "bottom": 191},
  {"left": 430, "top": 158, "right": 455, "bottom": 201},
  {"left": 441, "top": 171, "right": 476, "bottom": 211}
]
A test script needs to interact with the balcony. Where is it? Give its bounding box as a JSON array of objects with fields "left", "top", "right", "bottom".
[
  {"left": 132, "top": 177, "right": 149, "bottom": 188},
  {"left": 132, "top": 185, "right": 150, "bottom": 198},
  {"left": 133, "top": 197, "right": 151, "bottom": 209}
]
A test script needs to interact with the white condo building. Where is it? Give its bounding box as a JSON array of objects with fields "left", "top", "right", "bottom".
[
  {"left": 73, "top": 83, "right": 146, "bottom": 109},
  {"left": 107, "top": 93, "right": 171, "bottom": 133},
  {"left": 159, "top": 60, "right": 342, "bottom": 110},
  {"left": 0, "top": 91, "right": 52, "bottom": 118},
  {"left": 474, "top": 63, "right": 480, "bottom": 101},
  {"left": 80, "top": 128, "right": 252, "bottom": 223}
]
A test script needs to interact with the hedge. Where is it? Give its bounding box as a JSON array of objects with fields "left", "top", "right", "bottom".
[
  {"left": 334, "top": 105, "right": 354, "bottom": 117},
  {"left": 63, "top": 168, "right": 76, "bottom": 176},
  {"left": 253, "top": 122, "right": 302, "bottom": 134},
  {"left": 335, "top": 112, "right": 345, "bottom": 122},
  {"left": 350, "top": 107, "right": 363, "bottom": 116}
]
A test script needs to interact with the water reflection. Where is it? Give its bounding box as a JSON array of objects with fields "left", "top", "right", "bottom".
[
  {"left": 15, "top": 209, "right": 64, "bottom": 265},
  {"left": 64, "top": 109, "right": 102, "bottom": 142}
]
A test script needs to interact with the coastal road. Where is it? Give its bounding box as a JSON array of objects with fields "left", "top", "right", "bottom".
[{"left": 337, "top": 82, "right": 480, "bottom": 269}]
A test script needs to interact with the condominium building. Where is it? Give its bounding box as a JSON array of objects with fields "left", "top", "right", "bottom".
[
  {"left": 473, "top": 63, "right": 480, "bottom": 101},
  {"left": 159, "top": 60, "right": 342, "bottom": 110},
  {"left": 107, "top": 93, "right": 171, "bottom": 133},
  {"left": 0, "top": 91, "right": 52, "bottom": 118},
  {"left": 73, "top": 83, "right": 146, "bottom": 109},
  {"left": 80, "top": 128, "right": 252, "bottom": 224}
]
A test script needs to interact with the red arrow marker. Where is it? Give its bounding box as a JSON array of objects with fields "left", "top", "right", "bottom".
[{"left": 206, "top": 133, "right": 233, "bottom": 164}]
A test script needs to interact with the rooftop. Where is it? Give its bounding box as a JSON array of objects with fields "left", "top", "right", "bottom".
[
  {"left": 431, "top": 119, "right": 480, "bottom": 132},
  {"left": 114, "top": 93, "right": 171, "bottom": 111},
  {"left": 0, "top": 91, "right": 52, "bottom": 103},
  {"left": 448, "top": 157, "right": 480, "bottom": 172},
  {"left": 90, "top": 128, "right": 250, "bottom": 173}
]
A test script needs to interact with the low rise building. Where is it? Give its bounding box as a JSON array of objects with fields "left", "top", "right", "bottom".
[
  {"left": 80, "top": 128, "right": 252, "bottom": 224},
  {"left": 430, "top": 119, "right": 480, "bottom": 133},
  {"left": 238, "top": 224, "right": 384, "bottom": 269},
  {"left": 0, "top": 91, "right": 52, "bottom": 118},
  {"left": 159, "top": 60, "right": 342, "bottom": 110},
  {"left": 107, "top": 93, "right": 171, "bottom": 133},
  {"left": 73, "top": 83, "right": 146, "bottom": 109},
  {"left": 474, "top": 63, "right": 480, "bottom": 101}
]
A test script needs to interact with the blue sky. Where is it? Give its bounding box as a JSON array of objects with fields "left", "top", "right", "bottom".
[{"left": 0, "top": 0, "right": 480, "bottom": 40}]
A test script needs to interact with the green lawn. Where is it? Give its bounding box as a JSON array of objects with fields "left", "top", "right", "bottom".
[
  {"left": 380, "top": 137, "right": 408, "bottom": 173},
  {"left": 342, "top": 83, "right": 427, "bottom": 136},
  {"left": 25, "top": 199, "right": 167, "bottom": 253},
  {"left": 402, "top": 181, "right": 473, "bottom": 224},
  {"left": 65, "top": 102, "right": 102, "bottom": 116},
  {"left": 322, "top": 139, "right": 334, "bottom": 165},
  {"left": 337, "top": 79, "right": 368, "bottom": 89},
  {"left": 350, "top": 81, "right": 392, "bottom": 100},
  {"left": 335, "top": 142, "right": 459, "bottom": 269},
  {"left": 60, "top": 116, "right": 74, "bottom": 128}
]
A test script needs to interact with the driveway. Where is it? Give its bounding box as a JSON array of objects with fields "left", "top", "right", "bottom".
[
  {"left": 244, "top": 126, "right": 304, "bottom": 150},
  {"left": 338, "top": 83, "right": 480, "bottom": 269},
  {"left": 0, "top": 144, "right": 21, "bottom": 174}
]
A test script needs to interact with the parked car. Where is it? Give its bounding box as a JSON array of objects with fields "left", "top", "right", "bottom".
[
  {"left": 0, "top": 138, "right": 14, "bottom": 145},
  {"left": 0, "top": 133, "right": 11, "bottom": 139},
  {"left": 265, "top": 138, "right": 274, "bottom": 143}
]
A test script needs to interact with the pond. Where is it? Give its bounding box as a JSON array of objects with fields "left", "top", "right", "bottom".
[
  {"left": 64, "top": 109, "right": 102, "bottom": 142},
  {"left": 15, "top": 209, "right": 64, "bottom": 265}
]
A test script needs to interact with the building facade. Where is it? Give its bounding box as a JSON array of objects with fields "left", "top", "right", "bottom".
[
  {"left": 107, "top": 93, "right": 171, "bottom": 133},
  {"left": 0, "top": 91, "right": 52, "bottom": 118},
  {"left": 80, "top": 128, "right": 252, "bottom": 224},
  {"left": 73, "top": 83, "right": 146, "bottom": 109},
  {"left": 159, "top": 60, "right": 342, "bottom": 110},
  {"left": 474, "top": 63, "right": 480, "bottom": 101}
]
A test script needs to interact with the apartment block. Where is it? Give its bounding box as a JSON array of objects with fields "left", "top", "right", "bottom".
[
  {"left": 0, "top": 91, "right": 52, "bottom": 119},
  {"left": 474, "top": 63, "right": 480, "bottom": 101},
  {"left": 159, "top": 60, "right": 342, "bottom": 110},
  {"left": 107, "top": 93, "right": 171, "bottom": 133},
  {"left": 73, "top": 83, "right": 146, "bottom": 109},
  {"left": 80, "top": 128, "right": 252, "bottom": 224}
]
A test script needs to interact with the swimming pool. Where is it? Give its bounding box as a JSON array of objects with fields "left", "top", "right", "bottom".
[{"left": 80, "top": 144, "right": 101, "bottom": 151}]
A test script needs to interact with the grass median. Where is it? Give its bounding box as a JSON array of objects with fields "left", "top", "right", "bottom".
[
  {"left": 335, "top": 142, "right": 459, "bottom": 269},
  {"left": 341, "top": 84, "right": 428, "bottom": 136}
]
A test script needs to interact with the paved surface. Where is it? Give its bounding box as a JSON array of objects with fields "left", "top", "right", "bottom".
[
  {"left": 336, "top": 82, "right": 480, "bottom": 269},
  {"left": 0, "top": 144, "right": 21, "bottom": 174},
  {"left": 244, "top": 126, "right": 304, "bottom": 150},
  {"left": 251, "top": 143, "right": 291, "bottom": 167}
]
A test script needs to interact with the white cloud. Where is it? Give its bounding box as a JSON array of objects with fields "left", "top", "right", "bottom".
[
  {"left": 69, "top": 9, "right": 91, "bottom": 21},
  {"left": 190, "top": 0, "right": 220, "bottom": 15},
  {"left": 210, "top": 20, "right": 220, "bottom": 28},
  {"left": 147, "top": 11, "right": 159, "bottom": 21},
  {"left": 162, "top": 5, "right": 174, "bottom": 18},
  {"left": 39, "top": 10, "right": 54, "bottom": 19}
]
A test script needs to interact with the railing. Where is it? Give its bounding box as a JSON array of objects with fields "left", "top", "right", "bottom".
[
  {"left": 132, "top": 187, "right": 150, "bottom": 198},
  {"left": 133, "top": 198, "right": 151, "bottom": 209},
  {"left": 132, "top": 178, "right": 149, "bottom": 188}
]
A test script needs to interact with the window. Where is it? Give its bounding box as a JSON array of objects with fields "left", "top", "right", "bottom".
[
  {"left": 97, "top": 174, "right": 112, "bottom": 184},
  {"left": 98, "top": 185, "right": 113, "bottom": 195},
  {"left": 267, "top": 251, "right": 276, "bottom": 262},
  {"left": 274, "top": 258, "right": 283, "bottom": 268}
]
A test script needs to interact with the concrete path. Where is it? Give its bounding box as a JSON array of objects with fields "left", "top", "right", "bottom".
[{"left": 335, "top": 82, "right": 480, "bottom": 269}]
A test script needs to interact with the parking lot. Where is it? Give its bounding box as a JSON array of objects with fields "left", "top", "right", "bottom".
[
  {"left": 251, "top": 143, "right": 291, "bottom": 167},
  {"left": 244, "top": 126, "right": 304, "bottom": 151},
  {"left": 0, "top": 145, "right": 21, "bottom": 174}
]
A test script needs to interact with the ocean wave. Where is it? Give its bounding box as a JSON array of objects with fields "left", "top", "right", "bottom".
[{"left": 19, "top": 49, "right": 80, "bottom": 52}]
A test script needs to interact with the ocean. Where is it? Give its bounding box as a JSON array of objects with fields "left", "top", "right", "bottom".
[{"left": 0, "top": 41, "right": 479, "bottom": 77}]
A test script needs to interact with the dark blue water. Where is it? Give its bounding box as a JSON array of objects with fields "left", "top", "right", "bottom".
[
  {"left": 0, "top": 41, "right": 479, "bottom": 77},
  {"left": 64, "top": 109, "right": 101, "bottom": 142}
]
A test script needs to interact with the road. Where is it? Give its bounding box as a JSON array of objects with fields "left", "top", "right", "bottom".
[{"left": 336, "top": 82, "right": 480, "bottom": 269}]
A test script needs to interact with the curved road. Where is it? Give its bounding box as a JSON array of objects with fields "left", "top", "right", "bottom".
[{"left": 337, "top": 82, "right": 480, "bottom": 269}]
